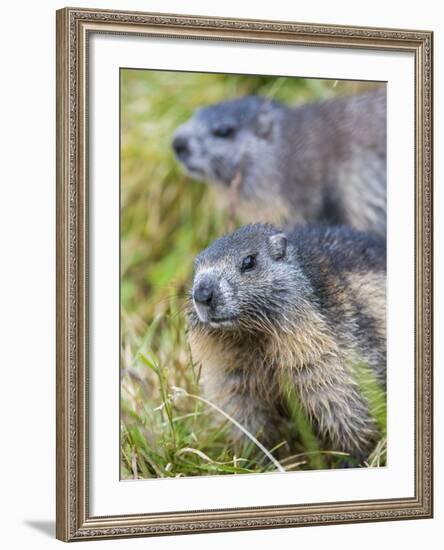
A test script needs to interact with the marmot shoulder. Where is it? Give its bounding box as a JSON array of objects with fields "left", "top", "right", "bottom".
[{"left": 187, "top": 223, "right": 386, "bottom": 459}]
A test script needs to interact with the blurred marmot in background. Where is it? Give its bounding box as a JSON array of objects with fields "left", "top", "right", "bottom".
[
  {"left": 173, "top": 90, "right": 386, "bottom": 236},
  {"left": 187, "top": 223, "right": 386, "bottom": 459}
]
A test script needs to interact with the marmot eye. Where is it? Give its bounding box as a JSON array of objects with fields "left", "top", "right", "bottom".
[
  {"left": 240, "top": 255, "right": 256, "bottom": 272},
  {"left": 212, "top": 124, "right": 236, "bottom": 138}
]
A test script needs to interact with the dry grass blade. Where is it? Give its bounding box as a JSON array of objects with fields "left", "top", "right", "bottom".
[{"left": 171, "top": 386, "right": 285, "bottom": 473}]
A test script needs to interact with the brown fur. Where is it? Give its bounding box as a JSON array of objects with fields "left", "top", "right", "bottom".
[{"left": 189, "top": 298, "right": 381, "bottom": 455}]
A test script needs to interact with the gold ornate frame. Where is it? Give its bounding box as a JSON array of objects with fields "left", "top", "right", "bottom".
[{"left": 56, "top": 7, "right": 433, "bottom": 542}]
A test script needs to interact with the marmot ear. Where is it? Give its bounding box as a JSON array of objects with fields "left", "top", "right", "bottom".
[
  {"left": 254, "top": 110, "right": 274, "bottom": 139},
  {"left": 268, "top": 233, "right": 287, "bottom": 260}
]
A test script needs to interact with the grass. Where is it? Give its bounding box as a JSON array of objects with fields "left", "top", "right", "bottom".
[{"left": 120, "top": 68, "right": 386, "bottom": 479}]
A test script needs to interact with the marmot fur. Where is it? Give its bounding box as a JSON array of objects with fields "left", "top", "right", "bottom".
[
  {"left": 187, "top": 223, "right": 386, "bottom": 458},
  {"left": 173, "top": 90, "right": 386, "bottom": 236}
]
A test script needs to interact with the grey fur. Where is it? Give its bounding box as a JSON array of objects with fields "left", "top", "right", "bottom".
[
  {"left": 173, "top": 90, "right": 386, "bottom": 236},
  {"left": 187, "top": 223, "right": 386, "bottom": 458}
]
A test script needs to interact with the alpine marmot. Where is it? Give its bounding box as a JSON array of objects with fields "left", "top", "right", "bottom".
[
  {"left": 187, "top": 223, "right": 386, "bottom": 459},
  {"left": 173, "top": 90, "right": 386, "bottom": 236}
]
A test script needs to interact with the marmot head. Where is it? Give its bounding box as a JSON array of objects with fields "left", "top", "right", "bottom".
[
  {"left": 172, "top": 96, "right": 282, "bottom": 188},
  {"left": 188, "top": 223, "right": 308, "bottom": 332}
]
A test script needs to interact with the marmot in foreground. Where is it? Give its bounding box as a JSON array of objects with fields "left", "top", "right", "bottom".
[
  {"left": 187, "top": 223, "right": 386, "bottom": 459},
  {"left": 173, "top": 90, "right": 386, "bottom": 236}
]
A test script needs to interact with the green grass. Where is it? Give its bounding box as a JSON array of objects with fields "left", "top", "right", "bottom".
[{"left": 120, "top": 69, "right": 386, "bottom": 479}]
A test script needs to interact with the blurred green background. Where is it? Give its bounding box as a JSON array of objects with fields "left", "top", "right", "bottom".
[{"left": 120, "top": 69, "right": 385, "bottom": 479}]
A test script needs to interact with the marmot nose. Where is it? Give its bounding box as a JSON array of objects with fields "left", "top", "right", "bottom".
[
  {"left": 194, "top": 280, "right": 214, "bottom": 306},
  {"left": 172, "top": 135, "right": 190, "bottom": 160}
]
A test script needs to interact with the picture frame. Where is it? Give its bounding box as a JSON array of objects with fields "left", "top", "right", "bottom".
[{"left": 56, "top": 6, "right": 433, "bottom": 542}]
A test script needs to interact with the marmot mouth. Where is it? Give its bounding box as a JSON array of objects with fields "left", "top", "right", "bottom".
[
  {"left": 184, "top": 163, "right": 205, "bottom": 177},
  {"left": 207, "top": 315, "right": 237, "bottom": 328}
]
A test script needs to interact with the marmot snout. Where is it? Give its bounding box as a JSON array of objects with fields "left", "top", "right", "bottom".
[{"left": 187, "top": 223, "right": 386, "bottom": 459}]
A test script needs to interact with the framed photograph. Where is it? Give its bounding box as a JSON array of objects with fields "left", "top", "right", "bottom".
[{"left": 56, "top": 7, "right": 433, "bottom": 542}]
